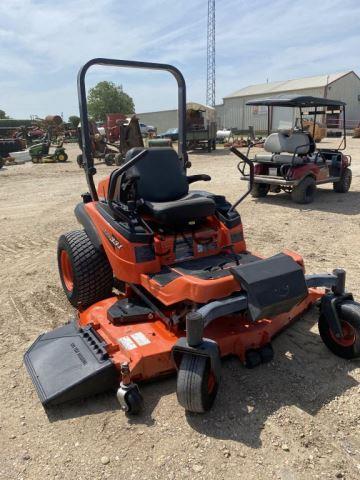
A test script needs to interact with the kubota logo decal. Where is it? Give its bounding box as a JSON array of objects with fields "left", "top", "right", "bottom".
[{"left": 103, "top": 230, "right": 123, "bottom": 250}]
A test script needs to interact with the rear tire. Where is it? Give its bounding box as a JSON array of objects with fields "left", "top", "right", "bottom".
[
  {"left": 57, "top": 152, "right": 68, "bottom": 162},
  {"left": 251, "top": 183, "right": 270, "bottom": 198},
  {"left": 0, "top": 156, "right": 5, "bottom": 169},
  {"left": 57, "top": 230, "right": 113, "bottom": 309},
  {"left": 318, "top": 300, "right": 360, "bottom": 359},
  {"left": 291, "top": 176, "right": 316, "bottom": 204},
  {"left": 333, "top": 167, "right": 352, "bottom": 193},
  {"left": 176, "top": 354, "right": 218, "bottom": 413}
]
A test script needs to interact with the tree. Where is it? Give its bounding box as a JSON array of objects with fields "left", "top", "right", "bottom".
[
  {"left": 87, "top": 81, "right": 135, "bottom": 122},
  {"left": 68, "top": 115, "right": 80, "bottom": 128},
  {"left": 0, "top": 109, "right": 8, "bottom": 119}
]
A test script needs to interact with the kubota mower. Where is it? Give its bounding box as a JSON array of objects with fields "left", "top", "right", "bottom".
[
  {"left": 24, "top": 59, "right": 360, "bottom": 415},
  {"left": 241, "top": 96, "right": 352, "bottom": 204}
]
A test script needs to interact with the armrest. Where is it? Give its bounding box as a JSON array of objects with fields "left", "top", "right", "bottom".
[{"left": 187, "top": 174, "right": 211, "bottom": 184}]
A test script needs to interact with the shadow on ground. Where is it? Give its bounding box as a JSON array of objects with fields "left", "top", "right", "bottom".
[
  {"left": 253, "top": 188, "right": 360, "bottom": 215},
  {"left": 46, "top": 308, "right": 359, "bottom": 448}
]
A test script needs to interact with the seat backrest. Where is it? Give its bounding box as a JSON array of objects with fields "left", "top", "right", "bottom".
[
  {"left": 264, "top": 132, "right": 310, "bottom": 155},
  {"left": 125, "top": 147, "right": 189, "bottom": 202}
]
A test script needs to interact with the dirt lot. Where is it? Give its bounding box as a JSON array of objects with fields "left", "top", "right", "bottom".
[{"left": 1, "top": 139, "right": 360, "bottom": 480}]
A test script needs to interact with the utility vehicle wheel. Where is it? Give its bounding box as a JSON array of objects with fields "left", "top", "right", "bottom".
[
  {"left": 57, "top": 152, "right": 68, "bottom": 162},
  {"left": 57, "top": 230, "right": 113, "bottom": 309},
  {"left": 251, "top": 183, "right": 269, "bottom": 198},
  {"left": 318, "top": 300, "right": 360, "bottom": 359},
  {"left": 176, "top": 354, "right": 218, "bottom": 413},
  {"left": 77, "top": 154, "right": 84, "bottom": 168},
  {"left": 291, "top": 176, "right": 316, "bottom": 204},
  {"left": 333, "top": 167, "right": 352, "bottom": 193}
]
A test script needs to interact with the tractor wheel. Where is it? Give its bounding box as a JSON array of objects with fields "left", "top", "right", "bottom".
[
  {"left": 77, "top": 154, "right": 84, "bottom": 168},
  {"left": 104, "top": 153, "right": 115, "bottom": 166},
  {"left": 57, "top": 152, "right": 68, "bottom": 162},
  {"left": 176, "top": 354, "right": 218, "bottom": 413},
  {"left": 333, "top": 167, "right": 352, "bottom": 193},
  {"left": 251, "top": 183, "right": 269, "bottom": 198},
  {"left": 291, "top": 176, "right": 316, "bottom": 204},
  {"left": 57, "top": 230, "right": 113, "bottom": 309},
  {"left": 318, "top": 300, "right": 360, "bottom": 359}
]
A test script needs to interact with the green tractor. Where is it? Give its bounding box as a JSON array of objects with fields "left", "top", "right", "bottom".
[{"left": 29, "top": 134, "right": 68, "bottom": 163}]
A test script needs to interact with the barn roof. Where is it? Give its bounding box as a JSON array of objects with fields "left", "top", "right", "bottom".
[{"left": 224, "top": 71, "right": 353, "bottom": 99}]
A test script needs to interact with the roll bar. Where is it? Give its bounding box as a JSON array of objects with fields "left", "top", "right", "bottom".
[{"left": 77, "top": 58, "right": 188, "bottom": 200}]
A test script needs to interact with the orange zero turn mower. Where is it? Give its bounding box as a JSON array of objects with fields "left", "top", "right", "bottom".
[{"left": 24, "top": 59, "right": 360, "bottom": 414}]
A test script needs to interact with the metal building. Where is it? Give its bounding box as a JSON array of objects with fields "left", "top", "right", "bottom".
[
  {"left": 138, "top": 104, "right": 224, "bottom": 134},
  {"left": 221, "top": 71, "right": 360, "bottom": 133}
]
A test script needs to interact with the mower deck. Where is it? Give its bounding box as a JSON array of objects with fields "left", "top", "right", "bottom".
[{"left": 24, "top": 285, "right": 323, "bottom": 407}]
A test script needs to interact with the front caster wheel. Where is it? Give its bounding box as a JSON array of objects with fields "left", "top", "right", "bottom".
[
  {"left": 176, "top": 354, "right": 218, "bottom": 413},
  {"left": 319, "top": 300, "right": 360, "bottom": 359},
  {"left": 117, "top": 384, "right": 143, "bottom": 415}
]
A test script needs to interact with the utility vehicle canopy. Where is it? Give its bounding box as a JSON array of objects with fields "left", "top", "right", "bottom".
[{"left": 246, "top": 96, "right": 346, "bottom": 108}]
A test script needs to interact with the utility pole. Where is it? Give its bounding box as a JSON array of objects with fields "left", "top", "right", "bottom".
[{"left": 206, "top": 0, "right": 215, "bottom": 107}]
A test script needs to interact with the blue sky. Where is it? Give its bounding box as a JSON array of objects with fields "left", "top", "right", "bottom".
[{"left": 0, "top": 0, "right": 359, "bottom": 119}]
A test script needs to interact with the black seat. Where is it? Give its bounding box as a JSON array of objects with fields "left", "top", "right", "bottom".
[{"left": 122, "top": 147, "right": 216, "bottom": 224}]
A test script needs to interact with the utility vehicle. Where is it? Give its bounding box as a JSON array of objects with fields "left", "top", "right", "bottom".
[{"left": 242, "top": 96, "right": 352, "bottom": 204}]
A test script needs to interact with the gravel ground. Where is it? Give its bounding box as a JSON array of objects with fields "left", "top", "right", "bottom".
[{"left": 0, "top": 139, "right": 359, "bottom": 480}]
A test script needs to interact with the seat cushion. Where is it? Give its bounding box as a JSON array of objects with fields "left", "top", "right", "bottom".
[
  {"left": 264, "top": 132, "right": 310, "bottom": 155},
  {"left": 254, "top": 153, "right": 274, "bottom": 163},
  {"left": 143, "top": 192, "right": 216, "bottom": 224},
  {"left": 254, "top": 153, "right": 305, "bottom": 165}
]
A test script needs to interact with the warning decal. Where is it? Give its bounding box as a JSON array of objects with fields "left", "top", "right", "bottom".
[
  {"left": 118, "top": 336, "right": 137, "bottom": 350},
  {"left": 131, "top": 332, "right": 151, "bottom": 346},
  {"left": 118, "top": 332, "right": 151, "bottom": 350}
]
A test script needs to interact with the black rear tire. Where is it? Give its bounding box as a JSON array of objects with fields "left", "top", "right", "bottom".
[
  {"left": 176, "top": 354, "right": 218, "bottom": 413},
  {"left": 333, "top": 167, "right": 352, "bottom": 193},
  {"left": 251, "top": 183, "right": 270, "bottom": 198},
  {"left": 291, "top": 176, "right": 316, "bottom": 204},
  {"left": 318, "top": 300, "right": 360, "bottom": 359},
  {"left": 57, "top": 230, "right": 113, "bottom": 309}
]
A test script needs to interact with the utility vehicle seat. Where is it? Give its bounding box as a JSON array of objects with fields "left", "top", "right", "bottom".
[
  {"left": 254, "top": 131, "right": 315, "bottom": 164},
  {"left": 123, "top": 147, "right": 216, "bottom": 224}
]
